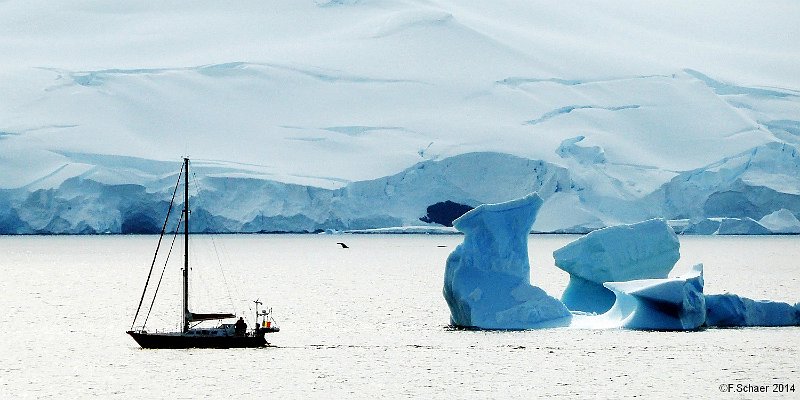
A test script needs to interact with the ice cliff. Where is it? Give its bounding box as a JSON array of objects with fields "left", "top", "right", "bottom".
[
  {"left": 1, "top": 145, "right": 798, "bottom": 234},
  {"left": 443, "top": 193, "right": 571, "bottom": 329}
]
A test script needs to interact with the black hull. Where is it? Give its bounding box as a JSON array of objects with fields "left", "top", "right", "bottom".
[{"left": 127, "top": 331, "right": 267, "bottom": 349}]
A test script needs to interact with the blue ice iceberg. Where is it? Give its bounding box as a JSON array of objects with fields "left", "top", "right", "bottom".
[
  {"left": 705, "top": 294, "right": 800, "bottom": 327},
  {"left": 442, "top": 192, "right": 797, "bottom": 331},
  {"left": 553, "top": 219, "right": 680, "bottom": 313},
  {"left": 443, "top": 193, "right": 572, "bottom": 329},
  {"left": 599, "top": 264, "right": 706, "bottom": 330}
]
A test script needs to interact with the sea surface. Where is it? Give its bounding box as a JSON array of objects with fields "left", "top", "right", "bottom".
[{"left": 1, "top": 234, "right": 798, "bottom": 399}]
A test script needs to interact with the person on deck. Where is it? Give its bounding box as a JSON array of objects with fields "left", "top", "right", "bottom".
[{"left": 235, "top": 317, "right": 247, "bottom": 336}]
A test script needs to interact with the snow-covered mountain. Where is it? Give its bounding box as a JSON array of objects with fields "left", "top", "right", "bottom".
[{"left": 1, "top": 1, "right": 798, "bottom": 234}]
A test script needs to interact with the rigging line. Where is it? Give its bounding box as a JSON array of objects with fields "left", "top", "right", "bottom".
[
  {"left": 188, "top": 235, "right": 216, "bottom": 313},
  {"left": 220, "top": 238, "right": 252, "bottom": 318},
  {"left": 209, "top": 235, "right": 238, "bottom": 315},
  {"left": 141, "top": 209, "right": 184, "bottom": 329},
  {"left": 192, "top": 169, "right": 254, "bottom": 319},
  {"left": 189, "top": 166, "right": 239, "bottom": 316},
  {"left": 164, "top": 210, "right": 184, "bottom": 267},
  {"left": 190, "top": 169, "right": 201, "bottom": 197},
  {"left": 130, "top": 161, "right": 184, "bottom": 330},
  {"left": 215, "top": 225, "right": 255, "bottom": 319}
]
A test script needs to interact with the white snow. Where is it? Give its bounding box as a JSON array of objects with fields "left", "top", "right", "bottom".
[
  {"left": 443, "top": 193, "right": 571, "bottom": 329},
  {"left": 1, "top": 1, "right": 799, "bottom": 234},
  {"left": 345, "top": 226, "right": 458, "bottom": 235},
  {"left": 553, "top": 219, "right": 680, "bottom": 313}
]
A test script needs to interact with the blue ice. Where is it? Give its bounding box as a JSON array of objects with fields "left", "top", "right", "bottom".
[
  {"left": 443, "top": 193, "right": 572, "bottom": 329},
  {"left": 554, "top": 219, "right": 680, "bottom": 313}
]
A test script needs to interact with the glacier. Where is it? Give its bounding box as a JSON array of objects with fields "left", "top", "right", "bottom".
[
  {"left": 1, "top": 1, "right": 799, "bottom": 234},
  {"left": 553, "top": 219, "right": 680, "bottom": 313},
  {"left": 1, "top": 146, "right": 798, "bottom": 234},
  {"left": 443, "top": 193, "right": 571, "bottom": 329}
]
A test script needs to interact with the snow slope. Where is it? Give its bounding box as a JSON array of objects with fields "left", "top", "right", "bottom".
[{"left": 1, "top": 1, "right": 799, "bottom": 233}]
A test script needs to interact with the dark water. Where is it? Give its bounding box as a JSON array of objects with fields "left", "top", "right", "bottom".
[{"left": 1, "top": 234, "right": 798, "bottom": 398}]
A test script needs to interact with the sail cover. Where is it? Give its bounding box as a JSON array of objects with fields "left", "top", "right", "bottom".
[{"left": 189, "top": 312, "right": 236, "bottom": 321}]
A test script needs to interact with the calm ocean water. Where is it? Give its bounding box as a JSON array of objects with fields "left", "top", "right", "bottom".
[{"left": 1, "top": 234, "right": 798, "bottom": 399}]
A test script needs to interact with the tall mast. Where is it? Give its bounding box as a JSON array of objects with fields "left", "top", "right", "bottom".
[{"left": 183, "top": 157, "right": 190, "bottom": 333}]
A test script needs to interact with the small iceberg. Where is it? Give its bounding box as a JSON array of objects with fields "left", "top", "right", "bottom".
[
  {"left": 598, "top": 264, "right": 706, "bottom": 330},
  {"left": 758, "top": 209, "right": 800, "bottom": 234},
  {"left": 553, "top": 219, "right": 680, "bottom": 314},
  {"left": 705, "top": 294, "right": 800, "bottom": 327}
]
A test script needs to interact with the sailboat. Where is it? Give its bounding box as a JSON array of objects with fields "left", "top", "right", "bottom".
[{"left": 127, "top": 157, "right": 279, "bottom": 349}]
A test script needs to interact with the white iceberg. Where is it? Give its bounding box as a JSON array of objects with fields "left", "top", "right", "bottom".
[
  {"left": 678, "top": 217, "right": 771, "bottom": 235},
  {"left": 716, "top": 217, "right": 771, "bottom": 235},
  {"left": 705, "top": 294, "right": 800, "bottom": 327},
  {"left": 758, "top": 209, "right": 800, "bottom": 234},
  {"left": 598, "top": 264, "right": 706, "bottom": 330},
  {"left": 443, "top": 193, "right": 572, "bottom": 329},
  {"left": 553, "top": 219, "right": 680, "bottom": 313}
]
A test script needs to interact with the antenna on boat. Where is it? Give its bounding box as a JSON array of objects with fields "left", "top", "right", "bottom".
[{"left": 254, "top": 299, "right": 261, "bottom": 328}]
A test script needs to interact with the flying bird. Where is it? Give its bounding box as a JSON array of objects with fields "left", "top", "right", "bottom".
[{"left": 336, "top": 242, "right": 349, "bottom": 249}]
